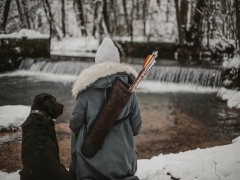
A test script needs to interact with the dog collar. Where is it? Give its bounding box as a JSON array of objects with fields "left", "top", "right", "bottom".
[{"left": 30, "top": 110, "right": 50, "bottom": 119}]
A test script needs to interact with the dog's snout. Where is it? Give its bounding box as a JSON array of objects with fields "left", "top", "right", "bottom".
[{"left": 57, "top": 102, "right": 64, "bottom": 116}]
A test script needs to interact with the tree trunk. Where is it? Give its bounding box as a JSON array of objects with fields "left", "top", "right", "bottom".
[
  {"left": 180, "top": 0, "right": 188, "bottom": 37},
  {"left": 21, "top": 0, "right": 31, "bottom": 29},
  {"left": 43, "top": 0, "right": 61, "bottom": 40},
  {"left": 191, "top": 0, "right": 205, "bottom": 61},
  {"left": 92, "top": 1, "right": 101, "bottom": 37},
  {"left": 174, "top": 0, "right": 184, "bottom": 45},
  {"left": 130, "top": 0, "right": 135, "bottom": 43},
  {"left": 0, "top": 0, "right": 11, "bottom": 32},
  {"left": 136, "top": 0, "right": 140, "bottom": 20},
  {"left": 102, "top": 0, "right": 110, "bottom": 34},
  {"left": 75, "top": 0, "right": 87, "bottom": 36},
  {"left": 142, "top": 0, "right": 148, "bottom": 36},
  {"left": 193, "top": 0, "right": 204, "bottom": 40},
  {"left": 15, "top": 0, "right": 26, "bottom": 28},
  {"left": 109, "top": 0, "right": 117, "bottom": 35},
  {"left": 122, "top": 0, "right": 130, "bottom": 34},
  {"left": 235, "top": 0, "right": 240, "bottom": 50},
  {"left": 61, "top": 0, "right": 66, "bottom": 37}
]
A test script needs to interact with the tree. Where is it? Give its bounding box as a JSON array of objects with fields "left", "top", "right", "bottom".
[
  {"left": 43, "top": 0, "right": 61, "bottom": 40},
  {"left": 0, "top": 0, "right": 11, "bottom": 32},
  {"left": 15, "top": 0, "right": 25, "bottom": 28},
  {"left": 142, "top": 0, "right": 148, "bottom": 36},
  {"left": 75, "top": 0, "right": 87, "bottom": 36},
  {"left": 122, "top": 0, "right": 130, "bottom": 35},
  {"left": 235, "top": 0, "right": 240, "bottom": 50},
  {"left": 174, "top": 0, "right": 189, "bottom": 45},
  {"left": 21, "top": 0, "right": 31, "bottom": 29},
  {"left": 102, "top": 0, "right": 110, "bottom": 33},
  {"left": 174, "top": 0, "right": 184, "bottom": 45},
  {"left": 61, "top": 0, "right": 66, "bottom": 37}
]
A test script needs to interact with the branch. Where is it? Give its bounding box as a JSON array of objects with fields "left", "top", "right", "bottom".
[
  {"left": 167, "top": 172, "right": 181, "bottom": 180},
  {"left": 187, "top": 0, "right": 232, "bottom": 47}
]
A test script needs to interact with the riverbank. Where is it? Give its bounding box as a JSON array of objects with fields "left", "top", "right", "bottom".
[{"left": 0, "top": 91, "right": 234, "bottom": 172}]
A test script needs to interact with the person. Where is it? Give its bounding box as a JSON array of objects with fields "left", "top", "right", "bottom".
[{"left": 69, "top": 37, "right": 142, "bottom": 180}]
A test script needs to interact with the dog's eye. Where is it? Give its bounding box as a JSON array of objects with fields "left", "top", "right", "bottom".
[{"left": 51, "top": 97, "right": 56, "bottom": 102}]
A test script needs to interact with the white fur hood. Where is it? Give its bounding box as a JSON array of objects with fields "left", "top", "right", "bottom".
[{"left": 71, "top": 62, "right": 138, "bottom": 98}]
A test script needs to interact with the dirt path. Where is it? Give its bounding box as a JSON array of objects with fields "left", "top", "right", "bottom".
[{"left": 0, "top": 101, "right": 232, "bottom": 173}]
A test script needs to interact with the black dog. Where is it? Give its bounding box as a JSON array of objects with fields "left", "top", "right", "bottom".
[{"left": 19, "top": 93, "right": 70, "bottom": 180}]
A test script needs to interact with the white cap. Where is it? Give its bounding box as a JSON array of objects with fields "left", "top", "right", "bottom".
[{"left": 95, "top": 37, "right": 120, "bottom": 64}]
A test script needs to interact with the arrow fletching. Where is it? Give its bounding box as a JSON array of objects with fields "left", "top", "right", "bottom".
[{"left": 129, "top": 51, "right": 158, "bottom": 92}]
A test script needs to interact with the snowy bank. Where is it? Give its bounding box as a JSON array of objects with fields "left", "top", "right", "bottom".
[
  {"left": 1, "top": 136, "right": 240, "bottom": 180},
  {"left": 51, "top": 37, "right": 99, "bottom": 57},
  {"left": 136, "top": 136, "right": 240, "bottom": 180},
  {"left": 0, "top": 105, "right": 30, "bottom": 131},
  {"left": 217, "top": 87, "right": 240, "bottom": 109},
  {"left": 218, "top": 55, "right": 240, "bottom": 109},
  {"left": 0, "top": 29, "right": 49, "bottom": 39}
]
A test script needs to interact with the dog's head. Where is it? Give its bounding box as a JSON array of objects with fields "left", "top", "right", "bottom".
[{"left": 32, "top": 93, "right": 64, "bottom": 119}]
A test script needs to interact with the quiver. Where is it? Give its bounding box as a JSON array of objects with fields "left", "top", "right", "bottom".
[{"left": 82, "top": 78, "right": 132, "bottom": 158}]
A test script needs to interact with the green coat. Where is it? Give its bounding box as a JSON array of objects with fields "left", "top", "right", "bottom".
[{"left": 69, "top": 62, "right": 142, "bottom": 180}]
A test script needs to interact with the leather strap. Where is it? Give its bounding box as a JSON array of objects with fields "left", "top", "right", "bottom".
[
  {"left": 113, "top": 114, "right": 130, "bottom": 126},
  {"left": 30, "top": 110, "right": 50, "bottom": 119}
]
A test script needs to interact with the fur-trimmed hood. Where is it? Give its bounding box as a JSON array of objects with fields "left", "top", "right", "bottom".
[{"left": 71, "top": 62, "right": 138, "bottom": 98}]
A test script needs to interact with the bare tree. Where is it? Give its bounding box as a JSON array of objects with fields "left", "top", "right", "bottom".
[
  {"left": 174, "top": 0, "right": 184, "bottom": 45},
  {"left": 21, "top": 0, "right": 31, "bottom": 29},
  {"left": 109, "top": 0, "right": 117, "bottom": 35},
  {"left": 43, "top": 0, "right": 61, "bottom": 40},
  {"left": 61, "top": 0, "right": 66, "bottom": 37},
  {"left": 235, "top": 0, "right": 240, "bottom": 50},
  {"left": 75, "top": 0, "right": 87, "bottom": 36},
  {"left": 130, "top": 0, "right": 135, "bottom": 43},
  {"left": 1, "top": 0, "right": 11, "bottom": 32},
  {"left": 102, "top": 0, "right": 110, "bottom": 33},
  {"left": 15, "top": 0, "right": 25, "bottom": 28},
  {"left": 122, "top": 0, "right": 130, "bottom": 34},
  {"left": 142, "top": 0, "right": 148, "bottom": 36},
  {"left": 92, "top": 0, "right": 101, "bottom": 38}
]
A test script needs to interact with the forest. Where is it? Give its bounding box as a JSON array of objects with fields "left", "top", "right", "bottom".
[{"left": 0, "top": 0, "right": 239, "bottom": 62}]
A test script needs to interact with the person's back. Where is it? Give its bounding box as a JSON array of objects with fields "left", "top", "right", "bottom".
[{"left": 69, "top": 38, "right": 142, "bottom": 180}]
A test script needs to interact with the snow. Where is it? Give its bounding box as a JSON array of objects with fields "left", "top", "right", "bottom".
[
  {"left": 216, "top": 55, "right": 240, "bottom": 109},
  {"left": 51, "top": 37, "right": 99, "bottom": 57},
  {"left": 0, "top": 105, "right": 30, "bottom": 131},
  {"left": 136, "top": 136, "right": 240, "bottom": 180},
  {"left": 0, "top": 29, "right": 50, "bottom": 39},
  {"left": 217, "top": 87, "right": 238, "bottom": 101},
  {"left": 217, "top": 87, "right": 240, "bottom": 109},
  {"left": 0, "top": 136, "right": 240, "bottom": 180},
  {"left": 222, "top": 55, "right": 240, "bottom": 69}
]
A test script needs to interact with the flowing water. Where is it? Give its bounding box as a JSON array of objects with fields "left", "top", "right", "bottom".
[{"left": 0, "top": 58, "right": 238, "bottom": 172}]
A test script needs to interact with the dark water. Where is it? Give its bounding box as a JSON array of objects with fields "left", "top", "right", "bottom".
[
  {"left": 0, "top": 76, "right": 74, "bottom": 123},
  {"left": 0, "top": 75, "right": 239, "bottom": 138}
]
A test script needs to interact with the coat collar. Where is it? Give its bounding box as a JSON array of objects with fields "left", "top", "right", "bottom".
[{"left": 71, "top": 62, "right": 138, "bottom": 98}]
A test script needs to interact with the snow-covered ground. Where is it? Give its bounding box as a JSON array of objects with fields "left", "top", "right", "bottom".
[
  {"left": 217, "top": 55, "right": 240, "bottom": 109},
  {"left": 0, "top": 105, "right": 30, "bottom": 131},
  {"left": 0, "top": 29, "right": 49, "bottom": 39},
  {"left": 51, "top": 36, "right": 99, "bottom": 57},
  {"left": 136, "top": 136, "right": 240, "bottom": 180},
  {"left": 0, "top": 136, "right": 239, "bottom": 180}
]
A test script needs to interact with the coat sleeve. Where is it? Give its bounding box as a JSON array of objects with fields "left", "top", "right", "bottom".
[
  {"left": 129, "top": 93, "right": 142, "bottom": 136},
  {"left": 69, "top": 95, "right": 86, "bottom": 134}
]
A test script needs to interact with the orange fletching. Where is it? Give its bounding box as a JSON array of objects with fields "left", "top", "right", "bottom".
[{"left": 142, "top": 55, "right": 152, "bottom": 69}]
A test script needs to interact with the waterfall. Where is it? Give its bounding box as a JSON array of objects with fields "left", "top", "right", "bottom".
[{"left": 19, "top": 58, "right": 222, "bottom": 87}]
